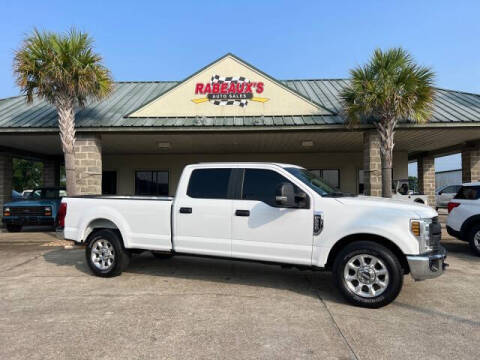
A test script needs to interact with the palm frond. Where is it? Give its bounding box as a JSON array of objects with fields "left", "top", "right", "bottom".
[
  {"left": 340, "top": 47, "right": 435, "bottom": 127},
  {"left": 13, "top": 27, "right": 113, "bottom": 107}
]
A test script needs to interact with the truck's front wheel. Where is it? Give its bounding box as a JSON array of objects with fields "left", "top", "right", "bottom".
[
  {"left": 333, "top": 241, "right": 403, "bottom": 308},
  {"left": 86, "top": 229, "right": 130, "bottom": 277}
]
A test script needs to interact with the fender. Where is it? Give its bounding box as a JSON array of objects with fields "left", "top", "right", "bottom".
[{"left": 79, "top": 205, "right": 131, "bottom": 247}]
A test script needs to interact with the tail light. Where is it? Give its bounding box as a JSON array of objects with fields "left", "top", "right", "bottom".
[
  {"left": 57, "top": 202, "right": 67, "bottom": 228},
  {"left": 447, "top": 202, "right": 460, "bottom": 213}
]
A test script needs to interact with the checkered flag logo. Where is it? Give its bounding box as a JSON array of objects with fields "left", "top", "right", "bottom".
[{"left": 210, "top": 74, "right": 250, "bottom": 107}]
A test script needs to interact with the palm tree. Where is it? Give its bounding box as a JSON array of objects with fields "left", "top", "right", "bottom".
[
  {"left": 341, "top": 48, "right": 435, "bottom": 198},
  {"left": 13, "top": 29, "right": 112, "bottom": 195}
]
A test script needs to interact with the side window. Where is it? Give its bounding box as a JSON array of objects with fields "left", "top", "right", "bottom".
[
  {"left": 455, "top": 186, "right": 480, "bottom": 200},
  {"left": 242, "top": 169, "right": 301, "bottom": 207},
  {"left": 443, "top": 186, "right": 456, "bottom": 193},
  {"left": 187, "top": 169, "right": 232, "bottom": 199}
]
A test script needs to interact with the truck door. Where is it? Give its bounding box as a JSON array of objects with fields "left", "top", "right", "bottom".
[
  {"left": 231, "top": 168, "right": 314, "bottom": 265},
  {"left": 173, "top": 168, "right": 234, "bottom": 257}
]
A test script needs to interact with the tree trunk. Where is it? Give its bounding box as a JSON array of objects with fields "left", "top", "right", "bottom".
[
  {"left": 376, "top": 118, "right": 396, "bottom": 198},
  {"left": 56, "top": 97, "right": 77, "bottom": 196}
]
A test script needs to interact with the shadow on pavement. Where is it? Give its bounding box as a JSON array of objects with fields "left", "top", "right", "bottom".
[
  {"left": 394, "top": 302, "right": 480, "bottom": 327},
  {"left": 43, "top": 247, "right": 346, "bottom": 304},
  {"left": 441, "top": 239, "right": 480, "bottom": 261}
]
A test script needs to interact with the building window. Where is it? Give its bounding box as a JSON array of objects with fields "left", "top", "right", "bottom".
[
  {"left": 135, "top": 171, "right": 169, "bottom": 196},
  {"left": 358, "top": 169, "right": 365, "bottom": 194},
  {"left": 102, "top": 171, "right": 117, "bottom": 195},
  {"left": 310, "top": 169, "right": 340, "bottom": 189},
  {"left": 187, "top": 169, "right": 232, "bottom": 199}
]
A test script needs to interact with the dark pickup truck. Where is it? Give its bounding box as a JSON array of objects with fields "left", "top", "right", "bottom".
[{"left": 2, "top": 187, "right": 66, "bottom": 232}]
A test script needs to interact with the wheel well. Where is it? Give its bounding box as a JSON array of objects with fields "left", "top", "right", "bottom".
[
  {"left": 325, "top": 234, "right": 410, "bottom": 274},
  {"left": 84, "top": 219, "right": 123, "bottom": 246},
  {"left": 460, "top": 215, "right": 480, "bottom": 239}
]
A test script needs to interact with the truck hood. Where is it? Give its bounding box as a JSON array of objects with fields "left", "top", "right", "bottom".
[
  {"left": 334, "top": 195, "right": 437, "bottom": 218},
  {"left": 3, "top": 199, "right": 59, "bottom": 207}
]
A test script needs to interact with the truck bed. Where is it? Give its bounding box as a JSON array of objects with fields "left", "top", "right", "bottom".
[{"left": 63, "top": 196, "right": 174, "bottom": 251}]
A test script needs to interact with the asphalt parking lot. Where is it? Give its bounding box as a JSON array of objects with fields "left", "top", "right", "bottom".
[{"left": 0, "top": 218, "right": 479, "bottom": 360}]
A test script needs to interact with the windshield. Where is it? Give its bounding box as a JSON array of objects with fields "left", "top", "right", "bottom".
[
  {"left": 28, "top": 189, "right": 64, "bottom": 200},
  {"left": 285, "top": 167, "right": 337, "bottom": 196}
]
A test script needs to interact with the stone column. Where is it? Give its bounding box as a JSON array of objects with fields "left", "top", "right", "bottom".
[
  {"left": 418, "top": 155, "right": 436, "bottom": 207},
  {"left": 363, "top": 131, "right": 382, "bottom": 196},
  {"left": 0, "top": 153, "right": 12, "bottom": 215},
  {"left": 43, "top": 159, "right": 61, "bottom": 187},
  {"left": 461, "top": 146, "right": 480, "bottom": 183},
  {"left": 74, "top": 134, "right": 102, "bottom": 195}
]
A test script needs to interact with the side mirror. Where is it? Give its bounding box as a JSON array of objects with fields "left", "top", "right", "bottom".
[{"left": 275, "top": 182, "right": 297, "bottom": 207}]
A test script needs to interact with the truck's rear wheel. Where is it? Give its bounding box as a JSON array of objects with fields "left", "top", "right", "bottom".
[
  {"left": 86, "top": 229, "right": 130, "bottom": 277},
  {"left": 467, "top": 224, "right": 480, "bottom": 256},
  {"left": 333, "top": 241, "right": 403, "bottom": 308}
]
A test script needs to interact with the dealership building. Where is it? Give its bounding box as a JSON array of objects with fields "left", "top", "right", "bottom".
[{"left": 0, "top": 53, "right": 479, "bottom": 209}]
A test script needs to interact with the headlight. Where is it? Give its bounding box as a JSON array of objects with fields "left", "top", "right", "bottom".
[
  {"left": 44, "top": 206, "right": 52, "bottom": 216},
  {"left": 410, "top": 218, "right": 433, "bottom": 253},
  {"left": 3, "top": 207, "right": 10, "bottom": 216}
]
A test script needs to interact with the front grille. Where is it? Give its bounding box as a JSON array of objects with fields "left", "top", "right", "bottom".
[
  {"left": 10, "top": 206, "right": 46, "bottom": 216},
  {"left": 428, "top": 217, "right": 442, "bottom": 249}
]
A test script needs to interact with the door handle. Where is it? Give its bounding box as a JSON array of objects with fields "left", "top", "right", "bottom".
[
  {"left": 235, "top": 210, "right": 250, "bottom": 217},
  {"left": 179, "top": 207, "right": 192, "bottom": 214}
]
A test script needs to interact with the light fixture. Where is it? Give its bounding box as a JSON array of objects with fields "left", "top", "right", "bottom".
[
  {"left": 157, "top": 142, "right": 171, "bottom": 149},
  {"left": 302, "top": 140, "right": 314, "bottom": 147}
]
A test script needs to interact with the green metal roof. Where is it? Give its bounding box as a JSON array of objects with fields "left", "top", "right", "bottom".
[{"left": 1, "top": 79, "right": 480, "bottom": 130}]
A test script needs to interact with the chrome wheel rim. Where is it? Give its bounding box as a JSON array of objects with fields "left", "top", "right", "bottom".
[
  {"left": 474, "top": 231, "right": 480, "bottom": 250},
  {"left": 91, "top": 239, "right": 115, "bottom": 271},
  {"left": 344, "top": 254, "right": 389, "bottom": 298}
]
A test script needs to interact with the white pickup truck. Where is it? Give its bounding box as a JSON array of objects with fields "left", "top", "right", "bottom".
[{"left": 58, "top": 163, "right": 447, "bottom": 308}]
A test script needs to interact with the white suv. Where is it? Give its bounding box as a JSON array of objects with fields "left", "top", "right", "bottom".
[{"left": 446, "top": 182, "right": 480, "bottom": 256}]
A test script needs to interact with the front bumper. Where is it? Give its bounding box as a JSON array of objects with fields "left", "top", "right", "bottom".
[
  {"left": 406, "top": 246, "right": 448, "bottom": 281},
  {"left": 2, "top": 216, "right": 55, "bottom": 226}
]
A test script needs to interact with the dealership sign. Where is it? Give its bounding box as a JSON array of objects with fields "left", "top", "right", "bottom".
[{"left": 192, "top": 75, "right": 269, "bottom": 107}]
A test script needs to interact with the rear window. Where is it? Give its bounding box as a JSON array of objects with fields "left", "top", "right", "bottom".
[
  {"left": 187, "top": 169, "right": 232, "bottom": 199},
  {"left": 454, "top": 186, "right": 480, "bottom": 200}
]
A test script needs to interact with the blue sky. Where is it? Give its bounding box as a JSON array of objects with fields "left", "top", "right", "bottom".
[{"left": 1, "top": 0, "right": 478, "bottom": 172}]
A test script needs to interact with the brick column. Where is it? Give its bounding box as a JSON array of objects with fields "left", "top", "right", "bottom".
[
  {"left": 461, "top": 147, "right": 480, "bottom": 183},
  {"left": 363, "top": 131, "right": 382, "bottom": 196},
  {"left": 43, "top": 159, "right": 61, "bottom": 187},
  {"left": 418, "top": 155, "right": 436, "bottom": 207},
  {"left": 74, "top": 134, "right": 102, "bottom": 195},
  {"left": 0, "top": 153, "right": 12, "bottom": 216}
]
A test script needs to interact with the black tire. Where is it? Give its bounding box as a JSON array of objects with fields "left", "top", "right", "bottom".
[
  {"left": 151, "top": 251, "right": 173, "bottom": 259},
  {"left": 467, "top": 224, "right": 480, "bottom": 256},
  {"left": 333, "top": 241, "right": 404, "bottom": 308},
  {"left": 85, "top": 229, "right": 130, "bottom": 277},
  {"left": 6, "top": 224, "right": 22, "bottom": 232}
]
